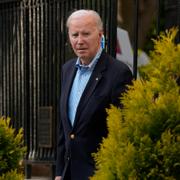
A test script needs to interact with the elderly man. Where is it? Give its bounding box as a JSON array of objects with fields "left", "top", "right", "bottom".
[{"left": 55, "top": 9, "right": 133, "bottom": 180}]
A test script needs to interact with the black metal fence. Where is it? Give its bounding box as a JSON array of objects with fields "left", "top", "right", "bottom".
[
  {"left": 0, "top": 0, "right": 117, "bottom": 178},
  {"left": 164, "top": 0, "right": 180, "bottom": 42}
]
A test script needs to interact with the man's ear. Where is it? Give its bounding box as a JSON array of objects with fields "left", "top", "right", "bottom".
[{"left": 99, "top": 30, "right": 104, "bottom": 37}]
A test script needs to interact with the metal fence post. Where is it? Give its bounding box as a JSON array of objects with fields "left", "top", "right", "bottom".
[{"left": 133, "top": 0, "right": 139, "bottom": 79}]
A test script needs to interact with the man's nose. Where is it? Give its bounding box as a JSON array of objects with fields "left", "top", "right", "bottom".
[{"left": 77, "top": 35, "right": 84, "bottom": 44}]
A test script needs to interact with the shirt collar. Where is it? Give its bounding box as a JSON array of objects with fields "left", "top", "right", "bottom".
[{"left": 75, "top": 47, "right": 102, "bottom": 71}]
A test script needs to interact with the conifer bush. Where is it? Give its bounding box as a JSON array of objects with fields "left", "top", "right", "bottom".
[
  {"left": 0, "top": 170, "right": 24, "bottom": 180},
  {"left": 0, "top": 117, "right": 26, "bottom": 179},
  {"left": 91, "top": 28, "right": 180, "bottom": 180}
]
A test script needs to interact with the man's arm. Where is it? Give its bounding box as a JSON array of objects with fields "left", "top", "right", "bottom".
[
  {"left": 56, "top": 71, "right": 66, "bottom": 177},
  {"left": 55, "top": 112, "right": 65, "bottom": 176},
  {"left": 111, "top": 62, "right": 133, "bottom": 107}
]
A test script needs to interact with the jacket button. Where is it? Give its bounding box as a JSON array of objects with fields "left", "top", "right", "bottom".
[{"left": 70, "top": 134, "right": 75, "bottom": 139}]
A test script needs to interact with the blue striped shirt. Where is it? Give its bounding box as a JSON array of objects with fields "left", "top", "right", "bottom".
[{"left": 68, "top": 48, "right": 102, "bottom": 126}]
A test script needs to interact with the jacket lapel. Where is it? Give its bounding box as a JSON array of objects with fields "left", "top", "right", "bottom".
[{"left": 73, "top": 52, "right": 107, "bottom": 128}]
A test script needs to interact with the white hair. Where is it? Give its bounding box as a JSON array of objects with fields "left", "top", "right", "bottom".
[{"left": 66, "top": 9, "right": 103, "bottom": 31}]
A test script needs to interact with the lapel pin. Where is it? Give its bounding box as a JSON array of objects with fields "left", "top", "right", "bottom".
[{"left": 96, "top": 77, "right": 99, "bottom": 81}]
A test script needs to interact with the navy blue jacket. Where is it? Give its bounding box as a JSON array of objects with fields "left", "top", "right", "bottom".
[{"left": 56, "top": 51, "right": 133, "bottom": 180}]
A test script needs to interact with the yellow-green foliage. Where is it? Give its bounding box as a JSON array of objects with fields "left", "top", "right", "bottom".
[
  {"left": 0, "top": 117, "right": 26, "bottom": 177},
  {"left": 0, "top": 169, "right": 24, "bottom": 180},
  {"left": 91, "top": 28, "right": 180, "bottom": 180}
]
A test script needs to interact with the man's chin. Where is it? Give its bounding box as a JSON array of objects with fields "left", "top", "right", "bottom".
[
  {"left": 77, "top": 52, "right": 87, "bottom": 57},
  {"left": 78, "top": 54, "right": 87, "bottom": 60}
]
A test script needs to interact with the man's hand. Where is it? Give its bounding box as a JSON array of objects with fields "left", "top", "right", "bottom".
[{"left": 55, "top": 176, "right": 62, "bottom": 180}]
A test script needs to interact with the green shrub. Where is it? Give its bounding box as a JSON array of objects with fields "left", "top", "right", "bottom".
[
  {"left": 91, "top": 28, "right": 180, "bottom": 179},
  {"left": 0, "top": 169, "right": 24, "bottom": 180},
  {"left": 0, "top": 117, "right": 26, "bottom": 177}
]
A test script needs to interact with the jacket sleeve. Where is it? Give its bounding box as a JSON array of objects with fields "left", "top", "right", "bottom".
[
  {"left": 55, "top": 116, "right": 65, "bottom": 176},
  {"left": 111, "top": 62, "right": 133, "bottom": 107},
  {"left": 55, "top": 71, "right": 65, "bottom": 176}
]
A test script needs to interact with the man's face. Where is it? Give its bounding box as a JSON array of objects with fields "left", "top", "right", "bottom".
[{"left": 68, "top": 15, "right": 103, "bottom": 65}]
